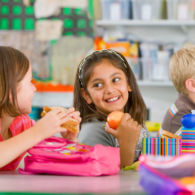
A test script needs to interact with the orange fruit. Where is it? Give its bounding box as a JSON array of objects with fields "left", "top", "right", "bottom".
[{"left": 107, "top": 111, "right": 124, "bottom": 129}]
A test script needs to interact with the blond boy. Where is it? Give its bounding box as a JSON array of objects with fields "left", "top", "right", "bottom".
[{"left": 162, "top": 45, "right": 195, "bottom": 133}]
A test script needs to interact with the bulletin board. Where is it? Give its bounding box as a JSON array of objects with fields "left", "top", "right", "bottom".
[
  {"left": 0, "top": 0, "right": 94, "bottom": 81},
  {"left": 0, "top": 0, "right": 93, "bottom": 37},
  {"left": 0, "top": 0, "right": 35, "bottom": 30}
]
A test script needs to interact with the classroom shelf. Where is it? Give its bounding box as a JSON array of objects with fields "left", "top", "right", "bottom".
[
  {"left": 32, "top": 92, "right": 73, "bottom": 108},
  {"left": 95, "top": 19, "right": 195, "bottom": 88},
  {"left": 96, "top": 20, "right": 195, "bottom": 27},
  {"left": 137, "top": 80, "right": 173, "bottom": 87}
]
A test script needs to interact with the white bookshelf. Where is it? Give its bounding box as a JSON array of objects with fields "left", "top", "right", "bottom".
[
  {"left": 32, "top": 92, "right": 73, "bottom": 108},
  {"left": 96, "top": 20, "right": 195, "bottom": 27},
  {"left": 96, "top": 20, "right": 195, "bottom": 44},
  {"left": 137, "top": 80, "right": 173, "bottom": 87}
]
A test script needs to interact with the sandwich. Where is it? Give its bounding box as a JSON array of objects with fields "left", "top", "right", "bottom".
[
  {"left": 161, "top": 130, "right": 181, "bottom": 139},
  {"left": 41, "top": 106, "right": 78, "bottom": 133}
]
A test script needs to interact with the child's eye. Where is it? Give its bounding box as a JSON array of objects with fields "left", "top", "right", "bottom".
[
  {"left": 93, "top": 83, "right": 103, "bottom": 88},
  {"left": 113, "top": 77, "right": 120, "bottom": 83}
]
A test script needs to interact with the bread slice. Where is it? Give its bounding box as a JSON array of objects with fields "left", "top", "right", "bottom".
[
  {"left": 161, "top": 130, "right": 181, "bottom": 139},
  {"left": 41, "top": 106, "right": 78, "bottom": 133}
]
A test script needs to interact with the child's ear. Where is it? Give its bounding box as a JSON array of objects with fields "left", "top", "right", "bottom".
[
  {"left": 185, "top": 78, "right": 195, "bottom": 92},
  {"left": 81, "top": 88, "right": 92, "bottom": 104},
  {"left": 128, "top": 85, "right": 132, "bottom": 92}
]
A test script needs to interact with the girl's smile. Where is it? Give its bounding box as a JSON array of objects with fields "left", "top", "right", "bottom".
[
  {"left": 82, "top": 59, "right": 131, "bottom": 114},
  {"left": 105, "top": 96, "right": 121, "bottom": 103}
]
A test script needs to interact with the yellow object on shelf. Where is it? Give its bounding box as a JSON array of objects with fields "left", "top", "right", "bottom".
[
  {"left": 145, "top": 121, "right": 161, "bottom": 137},
  {"left": 145, "top": 121, "right": 161, "bottom": 132}
]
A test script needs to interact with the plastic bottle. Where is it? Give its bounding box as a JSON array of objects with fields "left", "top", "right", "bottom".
[
  {"left": 181, "top": 110, "right": 195, "bottom": 155},
  {"left": 181, "top": 110, "right": 195, "bottom": 129}
]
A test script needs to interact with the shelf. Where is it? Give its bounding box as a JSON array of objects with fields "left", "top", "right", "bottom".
[
  {"left": 32, "top": 92, "right": 73, "bottom": 108},
  {"left": 31, "top": 81, "right": 173, "bottom": 108},
  {"left": 96, "top": 20, "right": 195, "bottom": 27},
  {"left": 138, "top": 80, "right": 173, "bottom": 87}
]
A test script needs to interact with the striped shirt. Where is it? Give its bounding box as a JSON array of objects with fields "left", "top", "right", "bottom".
[{"left": 162, "top": 94, "right": 195, "bottom": 134}]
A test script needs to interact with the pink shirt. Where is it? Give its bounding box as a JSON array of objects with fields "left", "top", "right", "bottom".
[{"left": 0, "top": 115, "right": 35, "bottom": 171}]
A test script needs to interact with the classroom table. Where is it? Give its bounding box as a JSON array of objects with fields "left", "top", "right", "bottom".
[{"left": 0, "top": 170, "right": 146, "bottom": 195}]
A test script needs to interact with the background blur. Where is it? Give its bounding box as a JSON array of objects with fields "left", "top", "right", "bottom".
[{"left": 1, "top": 0, "right": 195, "bottom": 123}]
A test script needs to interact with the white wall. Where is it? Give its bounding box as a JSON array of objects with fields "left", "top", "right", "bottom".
[{"left": 139, "top": 85, "right": 178, "bottom": 122}]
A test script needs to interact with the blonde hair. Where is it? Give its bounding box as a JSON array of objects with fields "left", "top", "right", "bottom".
[{"left": 169, "top": 45, "right": 195, "bottom": 94}]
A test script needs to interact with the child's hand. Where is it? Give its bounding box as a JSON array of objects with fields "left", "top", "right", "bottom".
[
  {"left": 105, "top": 113, "right": 142, "bottom": 147},
  {"left": 34, "top": 107, "right": 81, "bottom": 140},
  {"left": 106, "top": 113, "right": 142, "bottom": 168},
  {"left": 64, "top": 107, "right": 81, "bottom": 125},
  {"left": 60, "top": 130, "right": 78, "bottom": 142},
  {"left": 60, "top": 107, "right": 81, "bottom": 141}
]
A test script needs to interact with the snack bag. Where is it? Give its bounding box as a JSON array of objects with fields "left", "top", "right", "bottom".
[
  {"left": 19, "top": 136, "right": 120, "bottom": 176},
  {"left": 139, "top": 154, "right": 195, "bottom": 195}
]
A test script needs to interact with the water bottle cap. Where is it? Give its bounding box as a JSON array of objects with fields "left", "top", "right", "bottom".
[{"left": 181, "top": 113, "right": 195, "bottom": 128}]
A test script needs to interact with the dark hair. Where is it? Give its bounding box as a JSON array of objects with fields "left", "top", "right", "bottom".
[
  {"left": 0, "top": 46, "right": 30, "bottom": 117},
  {"left": 74, "top": 49, "right": 147, "bottom": 125}
]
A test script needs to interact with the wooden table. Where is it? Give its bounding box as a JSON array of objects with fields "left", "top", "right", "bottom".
[{"left": 0, "top": 170, "right": 145, "bottom": 194}]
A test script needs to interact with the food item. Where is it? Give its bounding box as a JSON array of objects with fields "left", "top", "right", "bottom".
[
  {"left": 179, "top": 176, "right": 195, "bottom": 185},
  {"left": 41, "top": 106, "right": 78, "bottom": 133},
  {"left": 107, "top": 111, "right": 124, "bottom": 129},
  {"left": 178, "top": 176, "right": 195, "bottom": 191},
  {"left": 161, "top": 130, "right": 181, "bottom": 139},
  {"left": 123, "top": 161, "right": 140, "bottom": 171}
]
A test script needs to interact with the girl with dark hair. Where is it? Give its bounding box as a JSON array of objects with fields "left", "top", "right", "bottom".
[{"left": 73, "top": 49, "right": 148, "bottom": 168}]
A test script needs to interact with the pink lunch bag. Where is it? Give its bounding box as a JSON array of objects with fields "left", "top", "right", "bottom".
[{"left": 19, "top": 136, "right": 120, "bottom": 176}]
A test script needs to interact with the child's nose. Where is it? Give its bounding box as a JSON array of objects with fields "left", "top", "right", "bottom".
[{"left": 104, "top": 83, "right": 114, "bottom": 93}]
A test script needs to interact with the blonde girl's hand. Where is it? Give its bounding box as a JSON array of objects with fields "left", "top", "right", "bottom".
[{"left": 105, "top": 113, "right": 142, "bottom": 147}]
